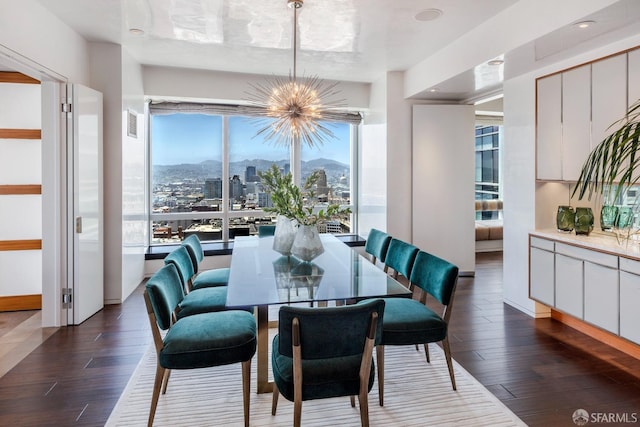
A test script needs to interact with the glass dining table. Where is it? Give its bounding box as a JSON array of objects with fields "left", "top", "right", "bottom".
[{"left": 226, "top": 233, "right": 412, "bottom": 393}]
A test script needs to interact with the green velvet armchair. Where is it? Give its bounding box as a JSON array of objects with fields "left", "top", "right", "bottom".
[
  {"left": 363, "top": 250, "right": 459, "bottom": 406},
  {"left": 271, "top": 299, "right": 385, "bottom": 427},
  {"left": 364, "top": 228, "right": 392, "bottom": 267},
  {"left": 144, "top": 264, "right": 257, "bottom": 427},
  {"left": 181, "top": 234, "right": 230, "bottom": 289}
]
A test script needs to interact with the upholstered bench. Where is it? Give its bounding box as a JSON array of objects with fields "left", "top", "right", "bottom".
[{"left": 475, "top": 200, "right": 503, "bottom": 252}]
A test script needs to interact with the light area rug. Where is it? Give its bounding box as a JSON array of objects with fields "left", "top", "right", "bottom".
[{"left": 106, "top": 334, "right": 526, "bottom": 427}]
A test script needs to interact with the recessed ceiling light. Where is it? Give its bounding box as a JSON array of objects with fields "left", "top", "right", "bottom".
[
  {"left": 129, "top": 28, "right": 145, "bottom": 35},
  {"left": 429, "top": 88, "right": 440, "bottom": 93},
  {"left": 415, "top": 9, "right": 443, "bottom": 22},
  {"left": 573, "top": 20, "right": 595, "bottom": 29},
  {"left": 488, "top": 59, "right": 504, "bottom": 66}
]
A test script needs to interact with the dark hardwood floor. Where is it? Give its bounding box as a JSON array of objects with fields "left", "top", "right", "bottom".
[{"left": 1, "top": 252, "right": 639, "bottom": 426}]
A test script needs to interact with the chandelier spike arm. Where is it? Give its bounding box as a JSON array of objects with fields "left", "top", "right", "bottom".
[{"left": 245, "top": 0, "right": 344, "bottom": 148}]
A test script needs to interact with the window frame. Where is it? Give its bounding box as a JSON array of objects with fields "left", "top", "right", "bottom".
[{"left": 147, "top": 104, "right": 359, "bottom": 246}]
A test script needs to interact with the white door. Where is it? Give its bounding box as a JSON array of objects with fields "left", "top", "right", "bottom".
[{"left": 66, "top": 84, "right": 103, "bottom": 325}]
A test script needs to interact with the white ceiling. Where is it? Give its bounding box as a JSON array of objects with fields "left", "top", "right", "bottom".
[{"left": 22, "top": 0, "right": 640, "bottom": 103}]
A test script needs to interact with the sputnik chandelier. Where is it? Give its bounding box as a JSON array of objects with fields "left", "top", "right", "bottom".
[{"left": 246, "top": 0, "right": 343, "bottom": 148}]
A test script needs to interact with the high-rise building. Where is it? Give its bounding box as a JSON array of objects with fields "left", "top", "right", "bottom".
[
  {"left": 203, "top": 178, "right": 222, "bottom": 199},
  {"left": 245, "top": 165, "right": 259, "bottom": 182},
  {"left": 229, "top": 175, "right": 244, "bottom": 201},
  {"left": 258, "top": 192, "right": 273, "bottom": 208},
  {"left": 315, "top": 169, "right": 329, "bottom": 202}
]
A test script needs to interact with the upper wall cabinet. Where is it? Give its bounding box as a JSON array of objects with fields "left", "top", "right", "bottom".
[
  {"left": 629, "top": 49, "right": 640, "bottom": 107},
  {"left": 536, "top": 47, "right": 639, "bottom": 182},
  {"left": 536, "top": 74, "right": 562, "bottom": 180},
  {"left": 561, "top": 64, "right": 591, "bottom": 181},
  {"left": 592, "top": 55, "right": 627, "bottom": 148}
]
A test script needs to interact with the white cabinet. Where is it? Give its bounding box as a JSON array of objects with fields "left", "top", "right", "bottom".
[
  {"left": 629, "top": 49, "right": 640, "bottom": 107},
  {"left": 561, "top": 64, "right": 591, "bottom": 181},
  {"left": 584, "top": 262, "right": 619, "bottom": 334},
  {"left": 555, "top": 253, "right": 583, "bottom": 319},
  {"left": 536, "top": 74, "right": 562, "bottom": 180},
  {"left": 536, "top": 49, "right": 639, "bottom": 182},
  {"left": 530, "top": 233, "right": 640, "bottom": 347},
  {"left": 530, "top": 247, "right": 555, "bottom": 306},
  {"left": 592, "top": 54, "right": 628, "bottom": 148},
  {"left": 620, "top": 271, "right": 640, "bottom": 345}
]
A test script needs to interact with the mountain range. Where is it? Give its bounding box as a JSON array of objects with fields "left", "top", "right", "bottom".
[{"left": 153, "top": 158, "right": 349, "bottom": 186}]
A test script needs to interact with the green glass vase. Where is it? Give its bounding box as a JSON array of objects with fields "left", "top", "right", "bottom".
[
  {"left": 616, "top": 207, "right": 634, "bottom": 228},
  {"left": 574, "top": 207, "right": 594, "bottom": 235},
  {"left": 556, "top": 206, "right": 575, "bottom": 232},
  {"left": 600, "top": 205, "right": 618, "bottom": 231}
]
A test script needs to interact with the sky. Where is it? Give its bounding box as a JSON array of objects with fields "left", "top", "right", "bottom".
[{"left": 151, "top": 113, "right": 351, "bottom": 165}]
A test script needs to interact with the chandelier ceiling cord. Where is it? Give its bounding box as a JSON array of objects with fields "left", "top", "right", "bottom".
[{"left": 246, "top": 0, "right": 343, "bottom": 148}]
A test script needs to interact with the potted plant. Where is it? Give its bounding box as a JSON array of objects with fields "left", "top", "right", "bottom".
[
  {"left": 572, "top": 98, "right": 640, "bottom": 242},
  {"left": 258, "top": 164, "right": 351, "bottom": 260}
]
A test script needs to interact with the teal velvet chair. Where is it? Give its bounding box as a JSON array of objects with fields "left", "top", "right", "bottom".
[
  {"left": 165, "top": 244, "right": 226, "bottom": 292},
  {"left": 271, "top": 300, "right": 385, "bottom": 427},
  {"left": 383, "top": 238, "right": 419, "bottom": 282},
  {"left": 144, "top": 265, "right": 257, "bottom": 427},
  {"left": 258, "top": 224, "right": 276, "bottom": 237},
  {"left": 364, "top": 228, "right": 391, "bottom": 267},
  {"left": 161, "top": 255, "right": 252, "bottom": 315},
  {"left": 181, "top": 234, "right": 230, "bottom": 289},
  {"left": 367, "top": 250, "right": 459, "bottom": 406}
]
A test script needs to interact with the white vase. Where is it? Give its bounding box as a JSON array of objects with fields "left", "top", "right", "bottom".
[
  {"left": 291, "top": 224, "right": 324, "bottom": 261},
  {"left": 273, "top": 215, "right": 297, "bottom": 255}
]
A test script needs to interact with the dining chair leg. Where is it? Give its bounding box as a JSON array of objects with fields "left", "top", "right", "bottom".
[
  {"left": 358, "top": 389, "right": 370, "bottom": 427},
  {"left": 161, "top": 369, "right": 171, "bottom": 394},
  {"left": 350, "top": 395, "right": 355, "bottom": 407},
  {"left": 442, "top": 337, "right": 457, "bottom": 390},
  {"left": 376, "top": 345, "right": 384, "bottom": 406},
  {"left": 423, "top": 343, "right": 430, "bottom": 363},
  {"left": 242, "top": 360, "right": 251, "bottom": 427},
  {"left": 148, "top": 363, "right": 165, "bottom": 427},
  {"left": 271, "top": 383, "right": 279, "bottom": 415}
]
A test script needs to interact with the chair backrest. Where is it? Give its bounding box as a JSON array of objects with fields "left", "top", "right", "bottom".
[
  {"left": 164, "top": 246, "right": 196, "bottom": 292},
  {"left": 258, "top": 225, "right": 276, "bottom": 237},
  {"left": 384, "top": 238, "right": 419, "bottom": 279},
  {"left": 409, "top": 250, "right": 459, "bottom": 315},
  {"left": 277, "top": 299, "right": 385, "bottom": 359},
  {"left": 181, "top": 234, "right": 204, "bottom": 273},
  {"left": 364, "top": 228, "right": 392, "bottom": 264},
  {"left": 145, "top": 263, "right": 185, "bottom": 330}
]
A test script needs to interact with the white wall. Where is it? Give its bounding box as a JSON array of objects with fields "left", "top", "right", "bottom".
[
  {"left": 412, "top": 105, "right": 476, "bottom": 274},
  {"left": 359, "top": 74, "right": 388, "bottom": 237},
  {"left": 121, "top": 50, "right": 148, "bottom": 299},
  {"left": 89, "top": 43, "right": 147, "bottom": 304},
  {"left": 0, "top": 82, "right": 42, "bottom": 297},
  {"left": 0, "top": 1, "right": 90, "bottom": 84},
  {"left": 502, "top": 32, "right": 640, "bottom": 317}
]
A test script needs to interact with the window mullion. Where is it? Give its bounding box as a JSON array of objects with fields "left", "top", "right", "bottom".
[{"left": 222, "top": 116, "right": 230, "bottom": 242}]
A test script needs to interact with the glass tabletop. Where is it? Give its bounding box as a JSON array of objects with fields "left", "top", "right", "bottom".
[{"left": 226, "top": 234, "right": 411, "bottom": 307}]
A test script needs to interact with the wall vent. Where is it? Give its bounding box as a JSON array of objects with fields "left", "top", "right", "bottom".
[{"left": 127, "top": 110, "right": 138, "bottom": 138}]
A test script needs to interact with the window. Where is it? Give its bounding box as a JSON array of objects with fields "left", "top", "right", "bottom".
[
  {"left": 149, "top": 106, "right": 356, "bottom": 245},
  {"left": 475, "top": 125, "right": 502, "bottom": 220}
]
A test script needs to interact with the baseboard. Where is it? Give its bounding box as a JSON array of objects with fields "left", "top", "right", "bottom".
[
  {"left": 551, "top": 310, "right": 640, "bottom": 360},
  {"left": 475, "top": 240, "right": 503, "bottom": 252},
  {"left": 0, "top": 294, "right": 41, "bottom": 311}
]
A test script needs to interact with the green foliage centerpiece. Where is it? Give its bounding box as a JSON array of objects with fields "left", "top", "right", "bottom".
[{"left": 259, "top": 164, "right": 351, "bottom": 260}]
